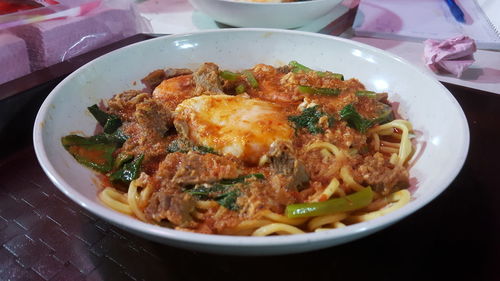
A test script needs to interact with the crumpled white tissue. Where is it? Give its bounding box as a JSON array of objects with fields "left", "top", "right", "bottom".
[{"left": 424, "top": 35, "right": 477, "bottom": 77}]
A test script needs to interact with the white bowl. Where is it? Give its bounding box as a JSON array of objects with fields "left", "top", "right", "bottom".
[
  {"left": 188, "top": 0, "right": 343, "bottom": 28},
  {"left": 33, "top": 29, "right": 469, "bottom": 255}
]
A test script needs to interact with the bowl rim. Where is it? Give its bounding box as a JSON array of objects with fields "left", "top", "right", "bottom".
[
  {"left": 33, "top": 28, "right": 470, "bottom": 250},
  {"left": 206, "top": 0, "right": 337, "bottom": 6}
]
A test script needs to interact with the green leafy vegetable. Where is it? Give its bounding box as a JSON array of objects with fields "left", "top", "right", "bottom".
[
  {"left": 340, "top": 103, "right": 394, "bottom": 133},
  {"left": 242, "top": 70, "right": 259, "bottom": 88},
  {"left": 185, "top": 173, "right": 265, "bottom": 210},
  {"left": 87, "top": 104, "right": 122, "bottom": 134},
  {"left": 297, "top": 85, "right": 341, "bottom": 96},
  {"left": 61, "top": 135, "right": 117, "bottom": 172},
  {"left": 288, "top": 61, "right": 344, "bottom": 80},
  {"left": 285, "top": 187, "right": 374, "bottom": 218},
  {"left": 218, "top": 173, "right": 265, "bottom": 185},
  {"left": 339, "top": 104, "right": 373, "bottom": 133},
  {"left": 216, "top": 190, "right": 240, "bottom": 211},
  {"left": 110, "top": 154, "right": 144, "bottom": 184},
  {"left": 288, "top": 105, "right": 331, "bottom": 134},
  {"left": 114, "top": 153, "right": 133, "bottom": 169}
]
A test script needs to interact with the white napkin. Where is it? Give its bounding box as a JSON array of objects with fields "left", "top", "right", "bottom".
[{"left": 424, "top": 35, "right": 477, "bottom": 78}]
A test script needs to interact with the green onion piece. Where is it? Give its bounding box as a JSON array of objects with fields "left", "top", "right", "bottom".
[
  {"left": 330, "top": 73, "right": 344, "bottom": 81},
  {"left": 289, "top": 60, "right": 312, "bottom": 73},
  {"left": 235, "top": 84, "right": 246, "bottom": 94},
  {"left": 285, "top": 187, "right": 374, "bottom": 218},
  {"left": 289, "top": 61, "right": 344, "bottom": 80},
  {"left": 297, "top": 85, "right": 341, "bottom": 96},
  {"left": 220, "top": 70, "right": 240, "bottom": 81},
  {"left": 356, "top": 90, "right": 388, "bottom": 100},
  {"left": 242, "top": 70, "right": 259, "bottom": 88}
]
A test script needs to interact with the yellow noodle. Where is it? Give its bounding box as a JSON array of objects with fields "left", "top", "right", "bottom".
[
  {"left": 196, "top": 200, "right": 219, "bottom": 210},
  {"left": 311, "top": 178, "right": 340, "bottom": 202},
  {"left": 99, "top": 187, "right": 132, "bottom": 215},
  {"left": 340, "top": 166, "right": 364, "bottom": 191},
  {"left": 260, "top": 210, "right": 308, "bottom": 226},
  {"left": 306, "top": 142, "right": 345, "bottom": 161},
  {"left": 138, "top": 184, "right": 153, "bottom": 208},
  {"left": 127, "top": 180, "right": 147, "bottom": 221},
  {"left": 222, "top": 219, "right": 274, "bottom": 235},
  {"left": 369, "top": 120, "right": 412, "bottom": 165},
  {"left": 252, "top": 223, "right": 305, "bottom": 236},
  {"left": 354, "top": 189, "right": 411, "bottom": 222},
  {"left": 333, "top": 221, "right": 346, "bottom": 228},
  {"left": 307, "top": 213, "right": 347, "bottom": 231},
  {"left": 380, "top": 141, "right": 400, "bottom": 148},
  {"left": 372, "top": 133, "right": 380, "bottom": 151},
  {"left": 380, "top": 146, "right": 399, "bottom": 154}
]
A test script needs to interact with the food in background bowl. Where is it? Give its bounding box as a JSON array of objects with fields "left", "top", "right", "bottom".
[
  {"left": 61, "top": 61, "right": 414, "bottom": 236},
  {"left": 34, "top": 29, "right": 469, "bottom": 255}
]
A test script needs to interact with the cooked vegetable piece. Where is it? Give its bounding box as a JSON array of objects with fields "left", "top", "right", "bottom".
[
  {"left": 61, "top": 135, "right": 116, "bottom": 172},
  {"left": 110, "top": 154, "right": 144, "bottom": 184},
  {"left": 288, "top": 61, "right": 344, "bottom": 80},
  {"left": 216, "top": 190, "right": 240, "bottom": 211},
  {"left": 114, "top": 153, "right": 133, "bottom": 169},
  {"left": 355, "top": 90, "right": 388, "bottom": 100},
  {"left": 242, "top": 70, "right": 259, "bottom": 88},
  {"left": 372, "top": 103, "right": 394, "bottom": 125},
  {"left": 185, "top": 173, "right": 265, "bottom": 210},
  {"left": 192, "top": 145, "right": 219, "bottom": 155},
  {"left": 220, "top": 70, "right": 240, "bottom": 81},
  {"left": 339, "top": 104, "right": 373, "bottom": 133},
  {"left": 167, "top": 139, "right": 218, "bottom": 155},
  {"left": 219, "top": 173, "right": 265, "bottom": 185},
  {"left": 297, "top": 85, "right": 341, "bottom": 96},
  {"left": 87, "top": 104, "right": 122, "bottom": 134},
  {"left": 288, "top": 105, "right": 330, "bottom": 134},
  {"left": 285, "top": 187, "right": 374, "bottom": 218},
  {"left": 235, "top": 84, "right": 246, "bottom": 94}
]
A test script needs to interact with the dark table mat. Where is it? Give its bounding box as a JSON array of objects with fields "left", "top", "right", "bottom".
[{"left": 1, "top": 36, "right": 499, "bottom": 281}]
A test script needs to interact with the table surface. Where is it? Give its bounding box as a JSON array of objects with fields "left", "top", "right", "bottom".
[{"left": 0, "top": 35, "right": 499, "bottom": 281}]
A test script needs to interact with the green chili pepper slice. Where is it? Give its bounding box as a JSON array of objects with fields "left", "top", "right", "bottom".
[{"left": 285, "top": 187, "right": 374, "bottom": 218}]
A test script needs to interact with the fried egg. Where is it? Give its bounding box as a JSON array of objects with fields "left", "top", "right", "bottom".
[{"left": 174, "top": 95, "right": 294, "bottom": 164}]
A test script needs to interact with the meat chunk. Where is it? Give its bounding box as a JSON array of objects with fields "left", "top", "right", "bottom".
[
  {"left": 145, "top": 189, "right": 196, "bottom": 227},
  {"left": 267, "top": 141, "right": 309, "bottom": 191},
  {"left": 134, "top": 99, "right": 173, "bottom": 136},
  {"left": 107, "top": 90, "right": 150, "bottom": 121},
  {"left": 192, "top": 62, "right": 224, "bottom": 96},
  {"left": 164, "top": 68, "right": 193, "bottom": 79},
  {"left": 118, "top": 98, "right": 173, "bottom": 164},
  {"left": 155, "top": 152, "right": 240, "bottom": 186},
  {"left": 355, "top": 152, "right": 409, "bottom": 195}
]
